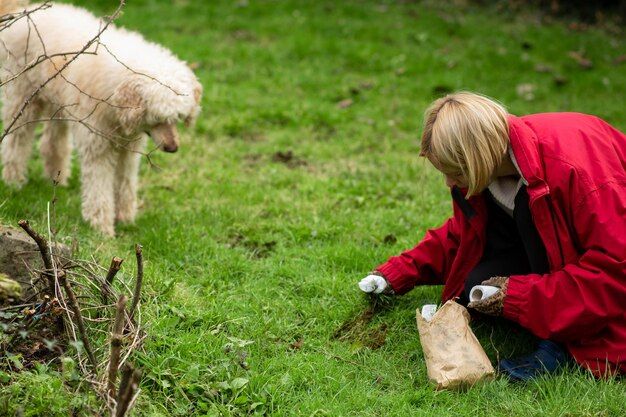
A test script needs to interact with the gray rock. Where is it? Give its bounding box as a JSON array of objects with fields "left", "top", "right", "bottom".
[{"left": 0, "top": 225, "right": 70, "bottom": 300}]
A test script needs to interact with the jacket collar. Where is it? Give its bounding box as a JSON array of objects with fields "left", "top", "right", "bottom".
[
  {"left": 451, "top": 186, "right": 476, "bottom": 219},
  {"left": 507, "top": 115, "right": 550, "bottom": 197}
]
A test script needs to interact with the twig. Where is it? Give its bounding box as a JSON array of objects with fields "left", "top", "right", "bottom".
[
  {"left": 102, "top": 257, "right": 123, "bottom": 306},
  {"left": 17, "top": 219, "right": 55, "bottom": 294},
  {"left": 46, "top": 200, "right": 60, "bottom": 300},
  {"left": 124, "top": 388, "right": 142, "bottom": 417},
  {"left": 115, "top": 364, "right": 141, "bottom": 417},
  {"left": 59, "top": 270, "right": 97, "bottom": 370},
  {"left": 98, "top": 41, "right": 185, "bottom": 96},
  {"left": 108, "top": 295, "right": 127, "bottom": 398},
  {"left": 0, "top": 14, "right": 16, "bottom": 24},
  {"left": 0, "top": 2, "right": 51, "bottom": 32},
  {"left": 128, "top": 244, "right": 142, "bottom": 322},
  {"left": 17, "top": 219, "right": 53, "bottom": 272}
]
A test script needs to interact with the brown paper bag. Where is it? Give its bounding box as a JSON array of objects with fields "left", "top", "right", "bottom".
[{"left": 416, "top": 300, "right": 495, "bottom": 390}]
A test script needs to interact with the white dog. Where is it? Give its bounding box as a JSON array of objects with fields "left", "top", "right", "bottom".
[{"left": 0, "top": 2, "right": 202, "bottom": 235}]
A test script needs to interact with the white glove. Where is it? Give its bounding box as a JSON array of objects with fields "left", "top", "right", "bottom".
[{"left": 358, "top": 274, "right": 389, "bottom": 294}]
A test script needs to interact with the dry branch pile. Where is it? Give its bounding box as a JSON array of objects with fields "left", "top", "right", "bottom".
[{"left": 0, "top": 220, "right": 146, "bottom": 416}]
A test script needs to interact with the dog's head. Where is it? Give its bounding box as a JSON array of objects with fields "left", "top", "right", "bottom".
[{"left": 112, "top": 69, "right": 202, "bottom": 153}]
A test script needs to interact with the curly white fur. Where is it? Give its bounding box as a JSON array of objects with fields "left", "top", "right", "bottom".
[{"left": 0, "top": 2, "right": 202, "bottom": 236}]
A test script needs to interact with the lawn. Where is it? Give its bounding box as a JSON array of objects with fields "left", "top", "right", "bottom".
[{"left": 1, "top": 0, "right": 625, "bottom": 415}]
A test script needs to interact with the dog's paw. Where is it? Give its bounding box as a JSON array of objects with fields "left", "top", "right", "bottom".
[
  {"left": 91, "top": 220, "right": 116, "bottom": 237},
  {"left": 115, "top": 206, "right": 137, "bottom": 224},
  {"left": 82, "top": 206, "right": 116, "bottom": 237},
  {"left": 115, "top": 198, "right": 137, "bottom": 224},
  {"left": 115, "top": 213, "right": 136, "bottom": 224}
]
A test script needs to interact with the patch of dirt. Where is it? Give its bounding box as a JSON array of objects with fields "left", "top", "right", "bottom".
[
  {"left": 271, "top": 150, "right": 307, "bottom": 168},
  {"left": 1, "top": 298, "right": 66, "bottom": 370},
  {"left": 383, "top": 234, "right": 397, "bottom": 245},
  {"left": 289, "top": 338, "right": 303, "bottom": 350},
  {"left": 332, "top": 298, "right": 391, "bottom": 350},
  {"left": 553, "top": 75, "right": 569, "bottom": 86},
  {"left": 227, "top": 233, "right": 276, "bottom": 258},
  {"left": 332, "top": 307, "right": 376, "bottom": 340}
]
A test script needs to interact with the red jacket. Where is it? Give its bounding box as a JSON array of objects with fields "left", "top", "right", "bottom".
[{"left": 377, "top": 113, "right": 626, "bottom": 376}]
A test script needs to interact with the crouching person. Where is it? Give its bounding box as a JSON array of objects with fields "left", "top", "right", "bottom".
[{"left": 359, "top": 91, "right": 626, "bottom": 380}]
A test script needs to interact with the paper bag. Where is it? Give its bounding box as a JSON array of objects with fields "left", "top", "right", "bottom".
[{"left": 416, "top": 300, "right": 495, "bottom": 390}]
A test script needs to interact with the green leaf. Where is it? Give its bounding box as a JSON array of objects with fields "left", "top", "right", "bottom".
[
  {"left": 234, "top": 394, "right": 249, "bottom": 405},
  {"left": 215, "top": 381, "right": 231, "bottom": 390},
  {"left": 230, "top": 377, "right": 249, "bottom": 390}
]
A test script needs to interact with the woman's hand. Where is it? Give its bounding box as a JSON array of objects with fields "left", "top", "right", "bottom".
[
  {"left": 467, "top": 276, "right": 509, "bottom": 316},
  {"left": 358, "top": 274, "right": 391, "bottom": 294}
]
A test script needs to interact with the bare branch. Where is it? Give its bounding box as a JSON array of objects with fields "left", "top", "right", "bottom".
[
  {"left": 102, "top": 257, "right": 124, "bottom": 306},
  {"left": 129, "top": 244, "right": 143, "bottom": 322},
  {"left": 17, "top": 219, "right": 55, "bottom": 294},
  {"left": 7, "top": 193, "right": 146, "bottom": 414},
  {"left": 98, "top": 41, "right": 185, "bottom": 96},
  {"left": 60, "top": 270, "right": 97, "bottom": 370},
  {"left": 108, "top": 295, "right": 127, "bottom": 398},
  {"left": 115, "top": 364, "right": 141, "bottom": 417},
  {"left": 0, "top": 50, "right": 99, "bottom": 89},
  {"left": 0, "top": 2, "right": 52, "bottom": 32}
]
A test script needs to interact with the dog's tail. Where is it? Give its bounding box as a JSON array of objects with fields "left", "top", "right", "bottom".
[{"left": 0, "top": 0, "right": 29, "bottom": 17}]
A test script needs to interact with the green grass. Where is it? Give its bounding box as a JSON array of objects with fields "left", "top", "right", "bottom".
[{"left": 1, "top": 0, "right": 626, "bottom": 415}]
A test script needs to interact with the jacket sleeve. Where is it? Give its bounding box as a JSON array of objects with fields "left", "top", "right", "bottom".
[
  {"left": 376, "top": 215, "right": 461, "bottom": 295},
  {"left": 503, "top": 182, "right": 626, "bottom": 342}
]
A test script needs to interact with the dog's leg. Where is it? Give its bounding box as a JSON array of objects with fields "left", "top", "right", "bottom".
[
  {"left": 1, "top": 90, "right": 41, "bottom": 188},
  {"left": 114, "top": 144, "right": 143, "bottom": 223},
  {"left": 76, "top": 133, "right": 117, "bottom": 236},
  {"left": 40, "top": 121, "right": 72, "bottom": 186}
]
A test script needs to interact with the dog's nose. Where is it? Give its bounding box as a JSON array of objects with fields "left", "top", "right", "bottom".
[{"left": 163, "top": 144, "right": 178, "bottom": 153}]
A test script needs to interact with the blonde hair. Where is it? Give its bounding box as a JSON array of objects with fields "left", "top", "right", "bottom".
[{"left": 420, "top": 92, "right": 510, "bottom": 197}]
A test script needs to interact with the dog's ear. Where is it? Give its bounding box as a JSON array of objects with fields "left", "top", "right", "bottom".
[
  {"left": 113, "top": 77, "right": 146, "bottom": 135},
  {"left": 193, "top": 80, "right": 203, "bottom": 105},
  {"left": 185, "top": 80, "right": 203, "bottom": 128}
]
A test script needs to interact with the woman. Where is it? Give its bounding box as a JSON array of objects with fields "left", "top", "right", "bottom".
[{"left": 359, "top": 92, "right": 626, "bottom": 380}]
